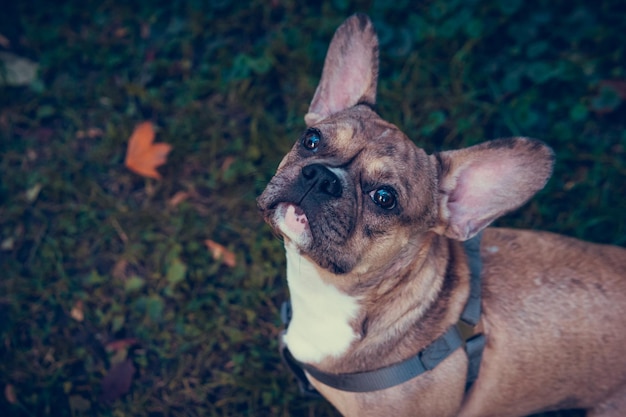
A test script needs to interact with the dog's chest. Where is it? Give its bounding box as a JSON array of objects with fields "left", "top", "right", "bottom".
[{"left": 283, "top": 243, "right": 361, "bottom": 363}]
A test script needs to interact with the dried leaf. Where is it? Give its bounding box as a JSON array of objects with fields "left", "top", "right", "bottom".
[
  {"left": 4, "top": 384, "right": 16, "bottom": 404},
  {"left": 100, "top": 358, "right": 135, "bottom": 403},
  {"left": 112, "top": 258, "right": 129, "bottom": 280},
  {"left": 76, "top": 127, "right": 104, "bottom": 139},
  {"left": 167, "top": 191, "right": 189, "bottom": 208},
  {"left": 25, "top": 183, "right": 42, "bottom": 203},
  {"left": 105, "top": 338, "right": 139, "bottom": 353},
  {"left": 221, "top": 156, "right": 236, "bottom": 173},
  {"left": 205, "top": 240, "right": 236, "bottom": 268},
  {"left": 124, "top": 122, "right": 172, "bottom": 179},
  {"left": 70, "top": 300, "right": 84, "bottom": 322},
  {"left": 113, "top": 27, "right": 129, "bottom": 38}
]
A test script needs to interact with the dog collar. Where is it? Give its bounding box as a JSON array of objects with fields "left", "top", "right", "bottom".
[{"left": 279, "top": 232, "right": 485, "bottom": 396}]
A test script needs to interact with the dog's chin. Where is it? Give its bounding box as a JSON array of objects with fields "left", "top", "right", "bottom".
[
  {"left": 272, "top": 203, "right": 356, "bottom": 274},
  {"left": 273, "top": 203, "right": 313, "bottom": 249}
]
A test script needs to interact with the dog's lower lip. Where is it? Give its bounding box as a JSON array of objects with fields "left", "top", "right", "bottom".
[
  {"left": 276, "top": 202, "right": 310, "bottom": 238},
  {"left": 272, "top": 201, "right": 305, "bottom": 215}
]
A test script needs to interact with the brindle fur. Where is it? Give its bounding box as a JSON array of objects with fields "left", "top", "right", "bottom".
[{"left": 257, "top": 13, "right": 626, "bottom": 417}]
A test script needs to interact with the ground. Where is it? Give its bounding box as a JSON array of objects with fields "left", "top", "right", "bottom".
[{"left": 0, "top": 0, "right": 624, "bottom": 416}]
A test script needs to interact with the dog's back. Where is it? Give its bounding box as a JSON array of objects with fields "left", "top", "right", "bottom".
[{"left": 460, "top": 228, "right": 626, "bottom": 417}]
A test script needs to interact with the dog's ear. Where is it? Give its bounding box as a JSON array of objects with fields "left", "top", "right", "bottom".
[
  {"left": 434, "top": 138, "right": 554, "bottom": 241},
  {"left": 305, "top": 13, "right": 379, "bottom": 126}
]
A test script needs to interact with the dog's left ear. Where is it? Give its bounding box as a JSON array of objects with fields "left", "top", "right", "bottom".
[
  {"left": 305, "top": 13, "right": 379, "bottom": 126},
  {"left": 434, "top": 138, "right": 554, "bottom": 241}
]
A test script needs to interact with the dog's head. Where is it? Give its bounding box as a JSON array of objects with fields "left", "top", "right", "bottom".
[{"left": 258, "top": 13, "right": 554, "bottom": 275}]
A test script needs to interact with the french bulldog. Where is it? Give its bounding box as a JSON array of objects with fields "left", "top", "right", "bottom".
[{"left": 257, "top": 13, "right": 626, "bottom": 417}]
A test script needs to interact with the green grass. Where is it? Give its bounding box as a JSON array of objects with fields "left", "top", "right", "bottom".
[{"left": 0, "top": 0, "right": 624, "bottom": 416}]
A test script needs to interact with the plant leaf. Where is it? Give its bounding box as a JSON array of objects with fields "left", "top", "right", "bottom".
[
  {"left": 145, "top": 295, "right": 164, "bottom": 322},
  {"left": 124, "top": 275, "right": 145, "bottom": 293},
  {"left": 166, "top": 257, "right": 187, "bottom": 285},
  {"left": 124, "top": 122, "right": 172, "bottom": 179}
]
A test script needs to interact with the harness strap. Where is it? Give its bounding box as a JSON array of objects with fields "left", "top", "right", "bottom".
[{"left": 279, "top": 232, "right": 485, "bottom": 396}]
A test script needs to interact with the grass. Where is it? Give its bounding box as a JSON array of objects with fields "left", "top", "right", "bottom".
[{"left": 0, "top": 0, "right": 624, "bottom": 416}]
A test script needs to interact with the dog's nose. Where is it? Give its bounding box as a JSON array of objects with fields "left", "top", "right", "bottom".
[{"left": 301, "top": 164, "right": 342, "bottom": 198}]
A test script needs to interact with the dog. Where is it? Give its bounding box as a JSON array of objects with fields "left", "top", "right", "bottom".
[{"left": 257, "top": 13, "right": 626, "bottom": 417}]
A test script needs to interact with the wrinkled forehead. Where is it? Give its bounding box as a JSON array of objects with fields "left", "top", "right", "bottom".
[
  {"left": 314, "top": 106, "right": 411, "bottom": 156},
  {"left": 315, "top": 107, "right": 429, "bottom": 190},
  {"left": 360, "top": 137, "right": 431, "bottom": 203}
]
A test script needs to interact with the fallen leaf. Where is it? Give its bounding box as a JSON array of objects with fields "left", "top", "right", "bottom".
[
  {"left": 76, "top": 127, "right": 104, "bottom": 139},
  {"left": 112, "top": 258, "right": 128, "bottom": 280},
  {"left": 124, "top": 122, "right": 172, "bottom": 179},
  {"left": 44, "top": 349, "right": 55, "bottom": 364},
  {"left": 221, "top": 156, "right": 236, "bottom": 173},
  {"left": 105, "top": 338, "right": 139, "bottom": 353},
  {"left": 99, "top": 358, "right": 135, "bottom": 403},
  {"left": 167, "top": 191, "right": 189, "bottom": 208},
  {"left": 70, "top": 300, "right": 84, "bottom": 322},
  {"left": 113, "top": 27, "right": 129, "bottom": 38},
  {"left": 205, "top": 240, "right": 236, "bottom": 268},
  {"left": 25, "top": 183, "right": 42, "bottom": 203},
  {"left": 4, "top": 384, "right": 16, "bottom": 404}
]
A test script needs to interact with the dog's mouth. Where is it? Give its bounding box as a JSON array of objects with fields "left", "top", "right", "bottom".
[
  {"left": 273, "top": 202, "right": 312, "bottom": 247},
  {"left": 282, "top": 203, "right": 309, "bottom": 233}
]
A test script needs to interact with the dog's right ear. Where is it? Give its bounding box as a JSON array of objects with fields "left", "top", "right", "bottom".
[{"left": 305, "top": 13, "right": 379, "bottom": 126}]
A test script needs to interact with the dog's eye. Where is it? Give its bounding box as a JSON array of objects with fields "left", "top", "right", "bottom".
[
  {"left": 370, "top": 187, "right": 396, "bottom": 210},
  {"left": 302, "top": 129, "right": 321, "bottom": 151}
]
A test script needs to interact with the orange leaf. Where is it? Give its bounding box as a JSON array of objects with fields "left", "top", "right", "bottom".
[
  {"left": 205, "top": 240, "right": 236, "bottom": 268},
  {"left": 105, "top": 338, "right": 139, "bottom": 352},
  {"left": 167, "top": 191, "right": 190, "bottom": 208},
  {"left": 124, "top": 122, "right": 172, "bottom": 179}
]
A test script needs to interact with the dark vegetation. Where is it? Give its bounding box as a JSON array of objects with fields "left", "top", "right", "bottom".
[{"left": 1, "top": 0, "right": 624, "bottom": 416}]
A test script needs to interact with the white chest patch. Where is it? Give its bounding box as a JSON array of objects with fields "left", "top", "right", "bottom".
[{"left": 283, "top": 243, "right": 361, "bottom": 364}]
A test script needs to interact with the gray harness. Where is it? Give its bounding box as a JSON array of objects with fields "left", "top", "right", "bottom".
[{"left": 279, "top": 233, "right": 485, "bottom": 396}]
